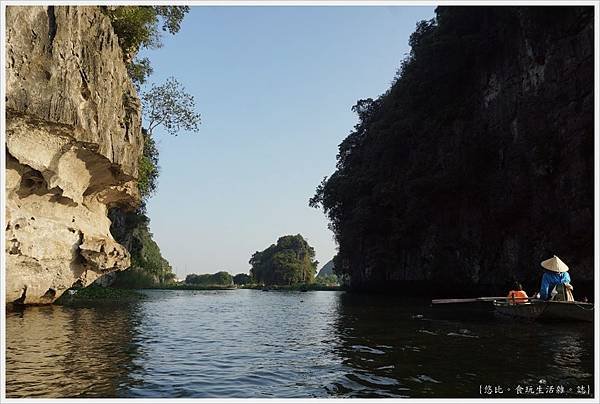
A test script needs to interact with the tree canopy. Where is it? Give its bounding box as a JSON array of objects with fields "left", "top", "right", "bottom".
[
  {"left": 104, "top": 6, "right": 190, "bottom": 88},
  {"left": 250, "top": 235, "right": 318, "bottom": 285},
  {"left": 186, "top": 271, "right": 234, "bottom": 286},
  {"left": 141, "top": 77, "right": 201, "bottom": 137},
  {"left": 137, "top": 77, "right": 201, "bottom": 204},
  {"left": 233, "top": 273, "right": 252, "bottom": 285},
  {"left": 104, "top": 6, "right": 189, "bottom": 57}
]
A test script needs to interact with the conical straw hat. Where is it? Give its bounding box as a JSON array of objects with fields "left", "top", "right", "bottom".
[{"left": 540, "top": 255, "right": 569, "bottom": 272}]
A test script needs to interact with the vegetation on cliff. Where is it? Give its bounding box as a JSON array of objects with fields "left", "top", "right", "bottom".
[
  {"left": 108, "top": 210, "right": 175, "bottom": 288},
  {"left": 138, "top": 129, "right": 159, "bottom": 198},
  {"left": 137, "top": 77, "right": 201, "bottom": 202},
  {"left": 250, "top": 235, "right": 318, "bottom": 285},
  {"left": 104, "top": 5, "right": 190, "bottom": 88},
  {"left": 115, "top": 77, "right": 201, "bottom": 288},
  {"left": 103, "top": 6, "right": 201, "bottom": 289},
  {"left": 310, "top": 6, "right": 594, "bottom": 292}
]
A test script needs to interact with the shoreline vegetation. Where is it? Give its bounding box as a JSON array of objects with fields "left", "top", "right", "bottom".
[
  {"left": 48, "top": 282, "right": 344, "bottom": 306},
  {"left": 144, "top": 283, "right": 342, "bottom": 291},
  {"left": 53, "top": 286, "right": 147, "bottom": 306}
]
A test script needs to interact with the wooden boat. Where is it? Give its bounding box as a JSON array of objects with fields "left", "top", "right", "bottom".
[
  {"left": 431, "top": 297, "right": 594, "bottom": 323},
  {"left": 493, "top": 299, "right": 594, "bottom": 322}
]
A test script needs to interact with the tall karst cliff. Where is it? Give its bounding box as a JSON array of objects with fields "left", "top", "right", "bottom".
[
  {"left": 5, "top": 6, "right": 143, "bottom": 303},
  {"left": 313, "top": 7, "right": 594, "bottom": 295}
]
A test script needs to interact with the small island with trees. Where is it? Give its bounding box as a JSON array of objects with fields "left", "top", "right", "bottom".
[
  {"left": 163, "top": 234, "right": 341, "bottom": 291},
  {"left": 61, "top": 233, "right": 341, "bottom": 302}
]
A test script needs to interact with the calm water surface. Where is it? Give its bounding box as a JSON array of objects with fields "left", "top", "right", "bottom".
[{"left": 5, "top": 289, "right": 595, "bottom": 398}]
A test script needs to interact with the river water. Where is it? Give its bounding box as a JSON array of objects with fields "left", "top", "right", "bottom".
[{"left": 5, "top": 289, "right": 595, "bottom": 398}]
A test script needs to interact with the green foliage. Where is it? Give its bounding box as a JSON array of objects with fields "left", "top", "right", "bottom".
[
  {"left": 105, "top": 6, "right": 159, "bottom": 56},
  {"left": 250, "top": 235, "right": 318, "bottom": 286},
  {"left": 110, "top": 209, "right": 176, "bottom": 289},
  {"left": 185, "top": 271, "right": 234, "bottom": 286},
  {"left": 142, "top": 76, "right": 201, "bottom": 136},
  {"left": 314, "top": 274, "right": 339, "bottom": 286},
  {"left": 212, "top": 271, "right": 234, "bottom": 286},
  {"left": 129, "top": 216, "right": 174, "bottom": 284},
  {"left": 138, "top": 129, "right": 160, "bottom": 202},
  {"left": 101, "top": 6, "right": 195, "bottom": 291},
  {"left": 104, "top": 6, "right": 190, "bottom": 58},
  {"left": 104, "top": 6, "right": 189, "bottom": 87},
  {"left": 315, "top": 260, "right": 339, "bottom": 286},
  {"left": 242, "top": 283, "right": 341, "bottom": 291},
  {"left": 154, "top": 6, "right": 189, "bottom": 34},
  {"left": 54, "top": 285, "right": 145, "bottom": 305},
  {"left": 155, "top": 284, "right": 234, "bottom": 291},
  {"left": 127, "top": 57, "right": 153, "bottom": 90},
  {"left": 233, "top": 273, "right": 252, "bottom": 285},
  {"left": 114, "top": 268, "right": 158, "bottom": 289}
]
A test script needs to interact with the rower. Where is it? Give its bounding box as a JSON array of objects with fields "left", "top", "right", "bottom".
[
  {"left": 507, "top": 282, "right": 528, "bottom": 304},
  {"left": 537, "top": 255, "right": 574, "bottom": 301}
]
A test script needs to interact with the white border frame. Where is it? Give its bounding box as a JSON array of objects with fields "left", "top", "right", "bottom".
[{"left": 1, "top": 1, "right": 598, "bottom": 403}]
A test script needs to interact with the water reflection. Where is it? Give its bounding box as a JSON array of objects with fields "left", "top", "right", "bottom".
[
  {"left": 6, "top": 303, "right": 143, "bottom": 398},
  {"left": 5, "top": 290, "right": 595, "bottom": 398},
  {"left": 330, "top": 293, "right": 595, "bottom": 398}
]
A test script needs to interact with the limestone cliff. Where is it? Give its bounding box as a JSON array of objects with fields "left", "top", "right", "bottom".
[
  {"left": 5, "top": 6, "right": 143, "bottom": 303},
  {"left": 314, "top": 7, "right": 594, "bottom": 296}
]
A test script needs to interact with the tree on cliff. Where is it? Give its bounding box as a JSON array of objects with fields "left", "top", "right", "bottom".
[
  {"left": 104, "top": 6, "right": 199, "bottom": 288},
  {"left": 137, "top": 77, "right": 201, "bottom": 202},
  {"left": 104, "top": 6, "right": 190, "bottom": 88},
  {"left": 115, "top": 76, "right": 201, "bottom": 286},
  {"left": 142, "top": 77, "right": 201, "bottom": 137},
  {"left": 250, "top": 235, "right": 318, "bottom": 285}
]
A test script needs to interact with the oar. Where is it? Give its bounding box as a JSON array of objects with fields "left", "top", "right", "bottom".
[{"left": 432, "top": 297, "right": 516, "bottom": 304}]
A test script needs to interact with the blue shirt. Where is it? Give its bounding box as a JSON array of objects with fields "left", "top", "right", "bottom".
[{"left": 539, "top": 271, "right": 571, "bottom": 300}]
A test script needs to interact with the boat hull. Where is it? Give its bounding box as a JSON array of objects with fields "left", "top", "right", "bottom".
[{"left": 493, "top": 300, "right": 594, "bottom": 323}]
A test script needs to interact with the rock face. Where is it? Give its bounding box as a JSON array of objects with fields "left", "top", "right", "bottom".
[
  {"left": 5, "top": 6, "right": 143, "bottom": 304},
  {"left": 316, "top": 260, "right": 335, "bottom": 278},
  {"left": 315, "top": 7, "right": 594, "bottom": 296}
]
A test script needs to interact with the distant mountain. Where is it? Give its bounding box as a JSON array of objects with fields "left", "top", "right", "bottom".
[{"left": 317, "top": 260, "right": 335, "bottom": 278}]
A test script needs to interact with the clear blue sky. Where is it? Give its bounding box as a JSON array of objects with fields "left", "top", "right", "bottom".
[{"left": 140, "top": 6, "right": 436, "bottom": 278}]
